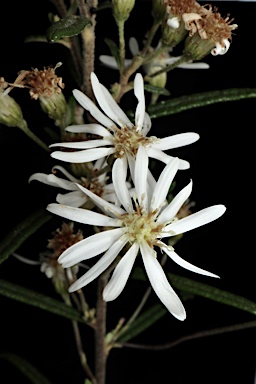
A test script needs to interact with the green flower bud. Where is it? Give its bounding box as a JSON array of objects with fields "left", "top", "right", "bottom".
[
  {"left": 152, "top": 0, "right": 167, "bottom": 23},
  {"left": 112, "top": 0, "right": 135, "bottom": 22},
  {"left": 0, "top": 79, "right": 28, "bottom": 130}
]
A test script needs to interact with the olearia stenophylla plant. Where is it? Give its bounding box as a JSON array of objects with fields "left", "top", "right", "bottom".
[{"left": 1, "top": 1, "right": 255, "bottom": 384}]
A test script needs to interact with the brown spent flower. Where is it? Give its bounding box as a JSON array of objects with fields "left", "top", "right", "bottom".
[
  {"left": 164, "top": 0, "right": 200, "bottom": 18},
  {"left": 47, "top": 222, "right": 84, "bottom": 258},
  {"left": 183, "top": 4, "right": 238, "bottom": 59}
]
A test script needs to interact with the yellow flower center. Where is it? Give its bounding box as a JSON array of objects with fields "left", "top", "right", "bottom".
[
  {"left": 113, "top": 126, "right": 158, "bottom": 158},
  {"left": 122, "top": 208, "right": 165, "bottom": 247}
]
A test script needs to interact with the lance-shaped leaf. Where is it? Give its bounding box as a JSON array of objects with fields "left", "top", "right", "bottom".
[
  {"left": 0, "top": 279, "right": 84, "bottom": 322},
  {"left": 132, "top": 267, "right": 256, "bottom": 316},
  {"left": 168, "top": 273, "right": 256, "bottom": 316},
  {"left": 117, "top": 304, "right": 166, "bottom": 343},
  {"left": 147, "top": 88, "right": 256, "bottom": 118},
  {"left": 0, "top": 207, "right": 52, "bottom": 265},
  {"left": 46, "top": 15, "right": 91, "bottom": 43},
  {"left": 104, "top": 38, "right": 121, "bottom": 70},
  {"left": 0, "top": 353, "right": 53, "bottom": 384},
  {"left": 144, "top": 84, "right": 171, "bottom": 96}
]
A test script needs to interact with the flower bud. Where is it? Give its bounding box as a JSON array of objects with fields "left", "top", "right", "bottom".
[
  {"left": 0, "top": 78, "right": 28, "bottom": 130},
  {"left": 112, "top": 0, "right": 135, "bottom": 22}
]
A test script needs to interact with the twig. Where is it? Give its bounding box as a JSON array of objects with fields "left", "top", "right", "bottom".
[{"left": 120, "top": 320, "right": 256, "bottom": 350}]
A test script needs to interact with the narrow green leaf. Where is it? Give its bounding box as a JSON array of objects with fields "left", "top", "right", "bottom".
[
  {"left": 117, "top": 304, "right": 166, "bottom": 343},
  {"left": 0, "top": 279, "right": 84, "bottom": 322},
  {"left": 104, "top": 38, "right": 121, "bottom": 70},
  {"left": 46, "top": 15, "right": 91, "bottom": 42},
  {"left": 0, "top": 353, "right": 52, "bottom": 384},
  {"left": 168, "top": 273, "right": 256, "bottom": 316},
  {"left": 132, "top": 267, "right": 256, "bottom": 316},
  {"left": 147, "top": 88, "right": 256, "bottom": 118},
  {"left": 0, "top": 207, "right": 52, "bottom": 265},
  {"left": 144, "top": 84, "right": 170, "bottom": 96}
]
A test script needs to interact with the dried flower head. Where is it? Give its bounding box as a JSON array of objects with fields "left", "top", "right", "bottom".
[
  {"left": 183, "top": 5, "right": 238, "bottom": 59},
  {"left": 161, "top": 0, "right": 200, "bottom": 47},
  {"left": 40, "top": 222, "right": 83, "bottom": 294},
  {"left": 9, "top": 62, "right": 67, "bottom": 126}
]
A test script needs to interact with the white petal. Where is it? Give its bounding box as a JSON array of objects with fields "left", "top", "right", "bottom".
[
  {"left": 58, "top": 228, "right": 124, "bottom": 267},
  {"left": 140, "top": 112, "right": 152, "bottom": 136},
  {"left": 68, "top": 236, "right": 128, "bottom": 292},
  {"left": 56, "top": 191, "right": 87, "bottom": 207},
  {"left": 103, "top": 242, "right": 139, "bottom": 301},
  {"left": 28, "top": 173, "right": 62, "bottom": 188},
  {"left": 91, "top": 72, "right": 133, "bottom": 128},
  {"left": 113, "top": 157, "right": 133, "bottom": 212},
  {"left": 167, "top": 16, "right": 180, "bottom": 29},
  {"left": 177, "top": 62, "right": 210, "bottom": 69},
  {"left": 76, "top": 184, "right": 126, "bottom": 217},
  {"left": 52, "top": 165, "right": 79, "bottom": 182},
  {"left": 46, "top": 203, "right": 120, "bottom": 227},
  {"left": 157, "top": 180, "right": 193, "bottom": 224},
  {"left": 49, "top": 139, "right": 113, "bottom": 149},
  {"left": 50, "top": 147, "right": 116, "bottom": 163},
  {"left": 129, "top": 37, "right": 139, "bottom": 56},
  {"left": 126, "top": 153, "right": 136, "bottom": 183},
  {"left": 99, "top": 55, "right": 119, "bottom": 69},
  {"left": 73, "top": 89, "right": 116, "bottom": 130},
  {"left": 99, "top": 55, "right": 133, "bottom": 69},
  {"left": 65, "top": 123, "right": 113, "bottom": 138},
  {"left": 152, "top": 133, "right": 200, "bottom": 151},
  {"left": 163, "top": 205, "right": 226, "bottom": 236},
  {"left": 150, "top": 157, "right": 179, "bottom": 213},
  {"left": 134, "top": 146, "right": 149, "bottom": 212},
  {"left": 134, "top": 73, "right": 145, "bottom": 132},
  {"left": 164, "top": 248, "right": 219, "bottom": 278},
  {"left": 147, "top": 148, "right": 190, "bottom": 169},
  {"left": 140, "top": 242, "right": 186, "bottom": 320}
]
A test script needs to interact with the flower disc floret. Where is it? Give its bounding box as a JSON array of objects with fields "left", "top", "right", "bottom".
[
  {"left": 113, "top": 125, "right": 158, "bottom": 157},
  {"left": 122, "top": 209, "right": 165, "bottom": 247}
]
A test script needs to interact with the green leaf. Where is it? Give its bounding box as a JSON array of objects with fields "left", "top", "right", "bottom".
[
  {"left": 117, "top": 304, "right": 166, "bottom": 343},
  {"left": 144, "top": 84, "right": 170, "bottom": 96},
  {"left": 147, "top": 88, "right": 256, "bottom": 118},
  {"left": 0, "top": 353, "right": 52, "bottom": 384},
  {"left": 46, "top": 15, "right": 91, "bottom": 42},
  {"left": 104, "top": 38, "right": 121, "bottom": 70},
  {"left": 0, "top": 279, "right": 84, "bottom": 322},
  {"left": 132, "top": 268, "right": 256, "bottom": 316},
  {"left": 0, "top": 207, "right": 52, "bottom": 265},
  {"left": 168, "top": 273, "right": 256, "bottom": 316}
]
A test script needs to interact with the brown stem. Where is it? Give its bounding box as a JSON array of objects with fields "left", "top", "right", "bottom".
[
  {"left": 120, "top": 320, "right": 256, "bottom": 351},
  {"left": 95, "top": 272, "right": 109, "bottom": 384},
  {"left": 77, "top": 0, "right": 98, "bottom": 98},
  {"left": 72, "top": 320, "right": 97, "bottom": 384}
]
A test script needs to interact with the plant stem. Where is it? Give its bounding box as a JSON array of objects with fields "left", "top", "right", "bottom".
[
  {"left": 77, "top": 0, "right": 98, "bottom": 98},
  {"left": 72, "top": 320, "right": 97, "bottom": 384},
  {"left": 20, "top": 123, "right": 50, "bottom": 152},
  {"left": 95, "top": 272, "right": 108, "bottom": 384},
  {"left": 120, "top": 320, "right": 256, "bottom": 350},
  {"left": 117, "top": 19, "right": 126, "bottom": 75}
]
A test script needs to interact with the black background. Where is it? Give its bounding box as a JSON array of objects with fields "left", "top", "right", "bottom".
[{"left": 0, "top": 1, "right": 255, "bottom": 383}]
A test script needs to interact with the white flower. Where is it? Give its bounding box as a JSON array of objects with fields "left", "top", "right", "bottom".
[
  {"left": 29, "top": 158, "right": 122, "bottom": 207},
  {"left": 47, "top": 146, "right": 226, "bottom": 320},
  {"left": 50, "top": 71, "right": 199, "bottom": 171},
  {"left": 99, "top": 37, "right": 210, "bottom": 71}
]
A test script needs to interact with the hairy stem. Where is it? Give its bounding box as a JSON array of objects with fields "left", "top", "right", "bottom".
[{"left": 95, "top": 272, "right": 109, "bottom": 384}]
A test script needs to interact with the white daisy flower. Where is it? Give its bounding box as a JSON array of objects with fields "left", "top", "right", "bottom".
[
  {"left": 47, "top": 146, "right": 226, "bottom": 320},
  {"left": 29, "top": 158, "right": 122, "bottom": 208},
  {"left": 49, "top": 71, "right": 199, "bottom": 172}
]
